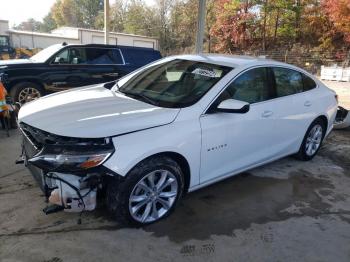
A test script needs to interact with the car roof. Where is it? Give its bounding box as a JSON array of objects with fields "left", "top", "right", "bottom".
[
  {"left": 169, "top": 54, "right": 290, "bottom": 68},
  {"left": 63, "top": 43, "right": 157, "bottom": 51}
]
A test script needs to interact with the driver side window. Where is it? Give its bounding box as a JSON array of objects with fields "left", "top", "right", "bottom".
[
  {"left": 218, "top": 67, "right": 270, "bottom": 104},
  {"left": 52, "top": 49, "right": 69, "bottom": 64},
  {"left": 52, "top": 48, "right": 86, "bottom": 64}
]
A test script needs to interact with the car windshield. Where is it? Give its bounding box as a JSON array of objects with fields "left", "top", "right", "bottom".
[
  {"left": 30, "top": 44, "right": 63, "bottom": 62},
  {"left": 117, "top": 59, "right": 232, "bottom": 108}
]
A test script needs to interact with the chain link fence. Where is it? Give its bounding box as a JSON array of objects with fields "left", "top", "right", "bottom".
[{"left": 228, "top": 49, "right": 350, "bottom": 75}]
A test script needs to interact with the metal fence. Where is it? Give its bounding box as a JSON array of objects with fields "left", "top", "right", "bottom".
[{"left": 229, "top": 49, "right": 350, "bottom": 75}]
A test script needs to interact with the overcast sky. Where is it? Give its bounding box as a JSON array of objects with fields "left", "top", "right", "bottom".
[{"left": 1, "top": 0, "right": 155, "bottom": 27}]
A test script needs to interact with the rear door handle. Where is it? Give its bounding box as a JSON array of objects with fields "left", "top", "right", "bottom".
[
  {"left": 262, "top": 111, "right": 273, "bottom": 118},
  {"left": 304, "top": 101, "right": 312, "bottom": 107}
]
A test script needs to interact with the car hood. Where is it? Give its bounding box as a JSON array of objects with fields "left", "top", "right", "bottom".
[{"left": 18, "top": 85, "right": 180, "bottom": 138}]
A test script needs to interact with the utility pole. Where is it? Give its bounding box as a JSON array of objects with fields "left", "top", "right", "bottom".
[
  {"left": 104, "top": 0, "right": 109, "bottom": 44},
  {"left": 195, "top": 0, "right": 206, "bottom": 54}
]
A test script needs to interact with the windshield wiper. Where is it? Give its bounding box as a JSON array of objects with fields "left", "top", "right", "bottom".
[{"left": 120, "top": 90, "right": 159, "bottom": 106}]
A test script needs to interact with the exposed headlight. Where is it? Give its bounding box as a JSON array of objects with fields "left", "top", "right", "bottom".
[
  {"left": 29, "top": 152, "right": 112, "bottom": 172},
  {"left": 28, "top": 143, "right": 114, "bottom": 173}
]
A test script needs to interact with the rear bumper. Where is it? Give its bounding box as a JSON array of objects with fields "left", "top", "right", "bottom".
[{"left": 334, "top": 106, "right": 350, "bottom": 129}]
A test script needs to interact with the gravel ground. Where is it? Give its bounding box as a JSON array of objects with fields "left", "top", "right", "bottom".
[{"left": 0, "top": 126, "right": 349, "bottom": 262}]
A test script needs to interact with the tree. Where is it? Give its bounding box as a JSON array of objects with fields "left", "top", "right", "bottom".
[
  {"left": 13, "top": 18, "right": 43, "bottom": 32},
  {"left": 123, "top": 0, "right": 158, "bottom": 36},
  {"left": 210, "top": 0, "right": 259, "bottom": 53},
  {"left": 40, "top": 12, "right": 57, "bottom": 32},
  {"left": 51, "top": 0, "right": 77, "bottom": 27},
  {"left": 76, "top": 0, "right": 104, "bottom": 28},
  {"left": 169, "top": 0, "right": 198, "bottom": 53},
  {"left": 110, "top": 0, "right": 128, "bottom": 32},
  {"left": 323, "top": 0, "right": 350, "bottom": 43},
  {"left": 51, "top": 0, "right": 103, "bottom": 29},
  {"left": 12, "top": 0, "right": 350, "bottom": 56},
  {"left": 205, "top": 0, "right": 217, "bottom": 52}
]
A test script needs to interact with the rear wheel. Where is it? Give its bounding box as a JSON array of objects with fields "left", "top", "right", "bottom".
[
  {"left": 296, "top": 118, "right": 326, "bottom": 161},
  {"left": 106, "top": 156, "right": 184, "bottom": 226},
  {"left": 10, "top": 82, "right": 44, "bottom": 105}
]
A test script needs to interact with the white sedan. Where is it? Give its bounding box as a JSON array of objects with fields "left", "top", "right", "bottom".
[{"left": 18, "top": 54, "right": 338, "bottom": 225}]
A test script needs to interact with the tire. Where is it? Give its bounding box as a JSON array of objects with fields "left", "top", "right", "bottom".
[
  {"left": 295, "top": 118, "right": 326, "bottom": 161},
  {"left": 10, "top": 82, "right": 44, "bottom": 105},
  {"left": 106, "top": 156, "right": 184, "bottom": 226}
]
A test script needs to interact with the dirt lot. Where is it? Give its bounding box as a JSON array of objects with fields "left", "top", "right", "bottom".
[{"left": 0, "top": 81, "right": 350, "bottom": 262}]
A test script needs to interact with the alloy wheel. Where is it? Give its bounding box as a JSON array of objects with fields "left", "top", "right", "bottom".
[
  {"left": 305, "top": 124, "right": 323, "bottom": 156},
  {"left": 129, "top": 170, "right": 178, "bottom": 223},
  {"left": 18, "top": 87, "right": 41, "bottom": 104}
]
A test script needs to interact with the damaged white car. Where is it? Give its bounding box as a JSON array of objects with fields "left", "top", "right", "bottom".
[{"left": 18, "top": 55, "right": 338, "bottom": 225}]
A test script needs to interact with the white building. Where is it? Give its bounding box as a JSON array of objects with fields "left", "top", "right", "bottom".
[{"left": 0, "top": 20, "right": 159, "bottom": 50}]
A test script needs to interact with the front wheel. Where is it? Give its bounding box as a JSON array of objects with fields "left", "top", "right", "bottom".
[
  {"left": 296, "top": 118, "right": 326, "bottom": 161},
  {"left": 106, "top": 156, "right": 184, "bottom": 226},
  {"left": 10, "top": 82, "right": 44, "bottom": 105}
]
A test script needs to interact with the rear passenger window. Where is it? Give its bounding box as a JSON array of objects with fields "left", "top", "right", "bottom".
[
  {"left": 218, "top": 67, "right": 270, "bottom": 104},
  {"left": 273, "top": 67, "right": 303, "bottom": 97},
  {"left": 302, "top": 74, "right": 317, "bottom": 91},
  {"left": 122, "top": 49, "right": 161, "bottom": 65},
  {"left": 85, "top": 48, "right": 123, "bottom": 64},
  {"left": 112, "top": 49, "right": 124, "bottom": 64}
]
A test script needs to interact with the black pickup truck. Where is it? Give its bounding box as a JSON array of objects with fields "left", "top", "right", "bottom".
[{"left": 0, "top": 43, "right": 161, "bottom": 104}]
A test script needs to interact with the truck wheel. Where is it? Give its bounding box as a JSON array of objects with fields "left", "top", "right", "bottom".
[
  {"left": 10, "top": 82, "right": 44, "bottom": 105},
  {"left": 106, "top": 156, "right": 184, "bottom": 226}
]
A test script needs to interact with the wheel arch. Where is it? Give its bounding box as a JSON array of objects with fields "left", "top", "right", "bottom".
[
  {"left": 315, "top": 114, "right": 328, "bottom": 134},
  {"left": 8, "top": 78, "right": 45, "bottom": 92},
  {"left": 128, "top": 151, "right": 191, "bottom": 194}
]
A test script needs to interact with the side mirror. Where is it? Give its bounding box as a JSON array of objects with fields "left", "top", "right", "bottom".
[{"left": 216, "top": 99, "right": 250, "bottom": 113}]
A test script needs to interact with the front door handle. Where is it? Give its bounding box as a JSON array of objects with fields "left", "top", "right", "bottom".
[
  {"left": 262, "top": 111, "right": 273, "bottom": 118},
  {"left": 304, "top": 101, "right": 312, "bottom": 107},
  {"left": 104, "top": 73, "right": 119, "bottom": 77}
]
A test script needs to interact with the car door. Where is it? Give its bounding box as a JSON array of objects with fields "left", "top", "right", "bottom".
[
  {"left": 44, "top": 47, "right": 77, "bottom": 90},
  {"left": 199, "top": 67, "right": 279, "bottom": 184},
  {"left": 82, "top": 47, "right": 124, "bottom": 84},
  {"left": 269, "top": 67, "right": 312, "bottom": 153}
]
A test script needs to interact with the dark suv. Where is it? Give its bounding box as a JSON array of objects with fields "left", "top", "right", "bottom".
[{"left": 0, "top": 43, "right": 161, "bottom": 104}]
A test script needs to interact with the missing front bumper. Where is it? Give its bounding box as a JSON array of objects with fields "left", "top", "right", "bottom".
[{"left": 45, "top": 173, "right": 97, "bottom": 213}]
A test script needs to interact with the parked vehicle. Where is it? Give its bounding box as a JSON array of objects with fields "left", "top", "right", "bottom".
[
  {"left": 0, "top": 35, "right": 40, "bottom": 60},
  {"left": 18, "top": 54, "right": 338, "bottom": 225},
  {"left": 0, "top": 35, "right": 14, "bottom": 60},
  {"left": 0, "top": 43, "right": 161, "bottom": 104}
]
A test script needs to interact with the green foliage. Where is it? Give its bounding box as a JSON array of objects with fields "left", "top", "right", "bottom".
[
  {"left": 50, "top": 0, "right": 103, "bottom": 28},
  {"left": 12, "top": 0, "right": 350, "bottom": 54},
  {"left": 40, "top": 13, "right": 57, "bottom": 32}
]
